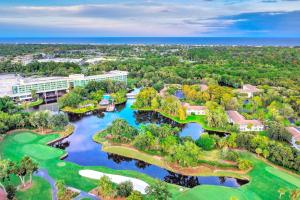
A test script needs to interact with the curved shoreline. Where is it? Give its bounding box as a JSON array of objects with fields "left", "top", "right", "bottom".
[
  {"left": 92, "top": 130, "right": 249, "bottom": 180},
  {"left": 132, "top": 106, "right": 228, "bottom": 133}
]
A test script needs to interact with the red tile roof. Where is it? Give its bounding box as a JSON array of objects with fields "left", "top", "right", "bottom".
[
  {"left": 182, "top": 103, "right": 206, "bottom": 111},
  {"left": 241, "top": 84, "right": 260, "bottom": 93},
  {"left": 226, "top": 110, "right": 262, "bottom": 125},
  {"left": 286, "top": 127, "right": 300, "bottom": 141},
  {"left": 199, "top": 84, "right": 208, "bottom": 91}
]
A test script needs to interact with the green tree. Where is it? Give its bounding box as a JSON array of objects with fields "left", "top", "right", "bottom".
[
  {"left": 116, "top": 181, "right": 133, "bottom": 197},
  {"left": 106, "top": 119, "right": 138, "bottom": 143},
  {"left": 5, "top": 185, "right": 16, "bottom": 200},
  {"left": 168, "top": 141, "right": 202, "bottom": 167},
  {"left": 21, "top": 156, "right": 38, "bottom": 184},
  {"left": 133, "top": 131, "right": 155, "bottom": 151},
  {"left": 278, "top": 188, "right": 287, "bottom": 199},
  {"left": 89, "top": 90, "right": 104, "bottom": 102},
  {"left": 29, "top": 111, "right": 50, "bottom": 133},
  {"left": 266, "top": 121, "right": 291, "bottom": 143},
  {"left": 98, "top": 176, "right": 114, "bottom": 198},
  {"left": 111, "top": 90, "right": 127, "bottom": 104},
  {"left": 134, "top": 87, "right": 158, "bottom": 108},
  {"left": 146, "top": 180, "right": 171, "bottom": 200},
  {"left": 161, "top": 135, "right": 178, "bottom": 154},
  {"left": 262, "top": 149, "right": 269, "bottom": 158},
  {"left": 0, "top": 159, "right": 11, "bottom": 194},
  {"left": 49, "top": 113, "right": 69, "bottom": 130},
  {"left": 196, "top": 133, "right": 216, "bottom": 150},
  {"left": 30, "top": 89, "right": 38, "bottom": 101},
  {"left": 160, "top": 95, "right": 181, "bottom": 116},
  {"left": 127, "top": 191, "right": 143, "bottom": 200},
  {"left": 178, "top": 106, "right": 187, "bottom": 120},
  {"left": 255, "top": 148, "right": 262, "bottom": 157},
  {"left": 58, "top": 91, "right": 83, "bottom": 108},
  {"left": 206, "top": 102, "right": 228, "bottom": 128},
  {"left": 151, "top": 97, "right": 160, "bottom": 110},
  {"left": 237, "top": 159, "right": 252, "bottom": 170}
]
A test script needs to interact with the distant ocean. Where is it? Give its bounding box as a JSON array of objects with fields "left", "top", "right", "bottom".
[{"left": 0, "top": 37, "right": 300, "bottom": 46}]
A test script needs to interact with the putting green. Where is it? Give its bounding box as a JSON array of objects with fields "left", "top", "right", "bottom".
[
  {"left": 13, "top": 132, "right": 37, "bottom": 143},
  {"left": 22, "top": 144, "right": 64, "bottom": 160},
  {"left": 57, "top": 162, "right": 66, "bottom": 167}
]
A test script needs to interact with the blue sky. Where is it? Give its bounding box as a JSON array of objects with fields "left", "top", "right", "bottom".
[{"left": 0, "top": 0, "right": 299, "bottom": 37}]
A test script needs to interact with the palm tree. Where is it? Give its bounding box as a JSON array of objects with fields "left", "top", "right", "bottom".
[{"left": 278, "top": 188, "right": 287, "bottom": 199}]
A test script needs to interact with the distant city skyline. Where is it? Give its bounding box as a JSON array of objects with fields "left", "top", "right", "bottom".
[{"left": 0, "top": 0, "right": 299, "bottom": 37}]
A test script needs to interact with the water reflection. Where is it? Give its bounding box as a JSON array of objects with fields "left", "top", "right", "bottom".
[
  {"left": 52, "top": 140, "right": 70, "bottom": 150},
  {"left": 52, "top": 99, "right": 245, "bottom": 188}
]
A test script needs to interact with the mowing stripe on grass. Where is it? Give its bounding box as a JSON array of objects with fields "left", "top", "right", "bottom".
[{"left": 265, "top": 167, "right": 300, "bottom": 187}]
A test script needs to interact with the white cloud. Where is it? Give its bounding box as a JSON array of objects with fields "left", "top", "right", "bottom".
[{"left": 0, "top": 1, "right": 299, "bottom": 36}]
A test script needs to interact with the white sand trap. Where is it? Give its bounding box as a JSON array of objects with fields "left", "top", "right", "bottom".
[{"left": 79, "top": 169, "right": 149, "bottom": 194}]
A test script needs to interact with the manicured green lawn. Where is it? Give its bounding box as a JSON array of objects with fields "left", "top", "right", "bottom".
[
  {"left": 1, "top": 131, "right": 299, "bottom": 200},
  {"left": 13, "top": 132, "right": 38, "bottom": 143},
  {"left": 175, "top": 185, "right": 252, "bottom": 200},
  {"left": 265, "top": 167, "right": 300, "bottom": 188},
  {"left": 16, "top": 176, "right": 52, "bottom": 200},
  {"left": 0, "top": 131, "right": 182, "bottom": 199},
  {"left": 177, "top": 152, "right": 300, "bottom": 200}
]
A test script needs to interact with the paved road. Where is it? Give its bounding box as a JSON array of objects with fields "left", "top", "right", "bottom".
[
  {"left": 34, "top": 169, "right": 100, "bottom": 200},
  {"left": 35, "top": 169, "right": 58, "bottom": 200},
  {"left": 71, "top": 188, "right": 99, "bottom": 200}
]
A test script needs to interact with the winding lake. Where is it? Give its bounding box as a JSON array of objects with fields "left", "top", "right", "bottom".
[{"left": 54, "top": 99, "right": 247, "bottom": 188}]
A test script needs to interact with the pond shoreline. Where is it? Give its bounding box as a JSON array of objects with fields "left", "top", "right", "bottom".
[
  {"left": 132, "top": 106, "right": 229, "bottom": 133},
  {"left": 92, "top": 130, "right": 249, "bottom": 180}
]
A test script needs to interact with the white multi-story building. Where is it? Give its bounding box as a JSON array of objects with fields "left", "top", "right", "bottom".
[
  {"left": 226, "top": 110, "right": 264, "bottom": 132},
  {"left": 0, "top": 70, "right": 128, "bottom": 101}
]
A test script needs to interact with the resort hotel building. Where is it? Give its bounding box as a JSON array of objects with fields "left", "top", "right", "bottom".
[{"left": 0, "top": 70, "right": 128, "bottom": 102}]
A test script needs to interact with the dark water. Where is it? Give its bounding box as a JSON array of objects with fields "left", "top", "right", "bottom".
[
  {"left": 58, "top": 99, "right": 247, "bottom": 188},
  {"left": 1, "top": 37, "right": 300, "bottom": 46}
]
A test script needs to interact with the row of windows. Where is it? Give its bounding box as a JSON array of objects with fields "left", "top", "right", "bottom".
[{"left": 13, "top": 75, "right": 127, "bottom": 94}]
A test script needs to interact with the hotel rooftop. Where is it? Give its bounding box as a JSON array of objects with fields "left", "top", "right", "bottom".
[{"left": 0, "top": 70, "right": 128, "bottom": 100}]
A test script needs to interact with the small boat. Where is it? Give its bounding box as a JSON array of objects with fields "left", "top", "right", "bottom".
[{"left": 106, "top": 104, "right": 115, "bottom": 112}]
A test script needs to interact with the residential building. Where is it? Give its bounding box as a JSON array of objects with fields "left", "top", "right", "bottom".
[
  {"left": 199, "top": 84, "right": 208, "bottom": 91},
  {"left": 237, "top": 84, "right": 261, "bottom": 98},
  {"left": 0, "top": 70, "right": 128, "bottom": 101},
  {"left": 286, "top": 127, "right": 300, "bottom": 142},
  {"left": 226, "top": 110, "right": 264, "bottom": 132},
  {"left": 182, "top": 103, "right": 207, "bottom": 115}
]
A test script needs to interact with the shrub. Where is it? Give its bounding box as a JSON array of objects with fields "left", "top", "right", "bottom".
[
  {"left": 237, "top": 159, "right": 252, "bottom": 170},
  {"left": 127, "top": 191, "right": 143, "bottom": 200},
  {"left": 116, "top": 181, "right": 133, "bottom": 197},
  {"left": 223, "top": 150, "right": 239, "bottom": 162},
  {"left": 99, "top": 176, "right": 115, "bottom": 198},
  {"left": 196, "top": 133, "right": 216, "bottom": 150},
  {"left": 6, "top": 185, "right": 16, "bottom": 200}
]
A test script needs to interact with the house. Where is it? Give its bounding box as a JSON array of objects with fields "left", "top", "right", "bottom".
[
  {"left": 286, "top": 127, "right": 300, "bottom": 142},
  {"left": 237, "top": 84, "right": 261, "bottom": 98},
  {"left": 182, "top": 103, "right": 207, "bottom": 115},
  {"left": 226, "top": 110, "right": 264, "bottom": 132},
  {"left": 199, "top": 84, "right": 208, "bottom": 91}
]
